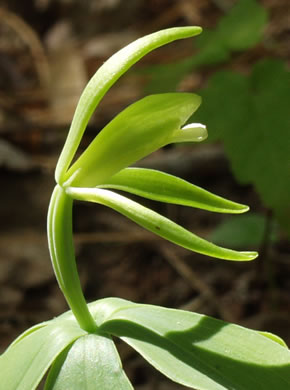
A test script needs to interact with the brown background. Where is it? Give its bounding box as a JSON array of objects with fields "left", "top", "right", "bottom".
[{"left": 0, "top": 1, "right": 290, "bottom": 388}]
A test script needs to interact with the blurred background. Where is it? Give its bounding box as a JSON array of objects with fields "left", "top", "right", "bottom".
[{"left": 0, "top": 0, "right": 290, "bottom": 388}]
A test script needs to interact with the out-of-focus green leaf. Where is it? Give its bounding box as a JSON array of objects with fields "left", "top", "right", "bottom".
[
  {"left": 193, "top": 70, "right": 250, "bottom": 142},
  {"left": 144, "top": 0, "right": 267, "bottom": 93},
  {"left": 56, "top": 26, "right": 202, "bottom": 183},
  {"left": 246, "top": 60, "right": 290, "bottom": 233},
  {"left": 143, "top": 59, "right": 194, "bottom": 94},
  {"left": 193, "top": 30, "right": 230, "bottom": 67},
  {"left": 101, "top": 167, "right": 249, "bottom": 214},
  {"left": 0, "top": 320, "right": 86, "bottom": 390},
  {"left": 217, "top": 0, "right": 268, "bottom": 50},
  {"left": 194, "top": 0, "right": 267, "bottom": 61},
  {"left": 194, "top": 59, "right": 290, "bottom": 233},
  {"left": 210, "top": 214, "right": 278, "bottom": 248},
  {"left": 66, "top": 93, "right": 203, "bottom": 188},
  {"left": 88, "top": 297, "right": 290, "bottom": 390},
  {"left": 44, "top": 333, "right": 133, "bottom": 390},
  {"left": 67, "top": 186, "right": 257, "bottom": 261}
]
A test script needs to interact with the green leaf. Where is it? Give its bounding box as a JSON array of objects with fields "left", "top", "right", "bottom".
[
  {"left": 67, "top": 186, "right": 257, "bottom": 261},
  {"left": 217, "top": 0, "right": 268, "bottom": 51},
  {"left": 101, "top": 167, "right": 249, "bottom": 214},
  {"left": 194, "top": 29, "right": 230, "bottom": 65},
  {"left": 143, "top": 29, "right": 229, "bottom": 94},
  {"left": 55, "top": 26, "right": 202, "bottom": 184},
  {"left": 144, "top": 0, "right": 267, "bottom": 93},
  {"left": 5, "top": 321, "right": 48, "bottom": 353},
  {"left": 247, "top": 60, "right": 290, "bottom": 233},
  {"left": 65, "top": 93, "right": 203, "bottom": 188},
  {"left": 44, "top": 333, "right": 133, "bottom": 390},
  {"left": 0, "top": 320, "right": 86, "bottom": 390},
  {"left": 143, "top": 58, "right": 196, "bottom": 94},
  {"left": 193, "top": 0, "right": 267, "bottom": 62},
  {"left": 193, "top": 70, "right": 250, "bottom": 142},
  {"left": 260, "top": 331, "right": 288, "bottom": 348},
  {"left": 90, "top": 297, "right": 290, "bottom": 390},
  {"left": 210, "top": 213, "right": 278, "bottom": 249},
  {"left": 194, "top": 60, "right": 290, "bottom": 234}
]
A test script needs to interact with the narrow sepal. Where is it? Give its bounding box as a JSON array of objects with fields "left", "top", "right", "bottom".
[
  {"left": 100, "top": 167, "right": 249, "bottom": 214},
  {"left": 67, "top": 187, "right": 257, "bottom": 261}
]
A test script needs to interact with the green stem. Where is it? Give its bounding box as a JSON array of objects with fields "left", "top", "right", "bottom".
[{"left": 47, "top": 185, "right": 97, "bottom": 332}]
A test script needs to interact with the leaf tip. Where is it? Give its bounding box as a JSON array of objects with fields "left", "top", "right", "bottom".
[
  {"left": 229, "top": 203, "right": 250, "bottom": 214},
  {"left": 190, "top": 26, "right": 203, "bottom": 35},
  {"left": 240, "top": 251, "right": 259, "bottom": 261},
  {"left": 176, "top": 26, "right": 203, "bottom": 38}
]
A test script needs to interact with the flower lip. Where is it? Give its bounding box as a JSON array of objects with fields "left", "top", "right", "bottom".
[{"left": 171, "top": 123, "right": 207, "bottom": 143}]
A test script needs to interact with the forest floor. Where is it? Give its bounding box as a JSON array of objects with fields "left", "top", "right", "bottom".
[{"left": 0, "top": 1, "right": 290, "bottom": 389}]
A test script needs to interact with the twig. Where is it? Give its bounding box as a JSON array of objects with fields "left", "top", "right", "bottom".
[
  {"left": 159, "top": 244, "right": 236, "bottom": 322},
  {"left": 0, "top": 229, "right": 163, "bottom": 248}
]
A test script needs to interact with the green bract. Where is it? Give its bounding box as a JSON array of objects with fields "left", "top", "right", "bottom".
[
  {"left": 44, "top": 333, "right": 133, "bottom": 390},
  {"left": 1, "top": 26, "right": 289, "bottom": 390},
  {"left": 2, "top": 298, "right": 290, "bottom": 390}
]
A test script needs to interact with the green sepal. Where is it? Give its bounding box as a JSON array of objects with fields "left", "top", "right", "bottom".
[
  {"left": 56, "top": 26, "right": 202, "bottom": 184},
  {"left": 66, "top": 187, "right": 257, "bottom": 261},
  {"left": 65, "top": 93, "right": 204, "bottom": 188},
  {"left": 0, "top": 320, "right": 86, "bottom": 390},
  {"left": 44, "top": 333, "right": 133, "bottom": 390},
  {"left": 100, "top": 167, "right": 249, "bottom": 214}
]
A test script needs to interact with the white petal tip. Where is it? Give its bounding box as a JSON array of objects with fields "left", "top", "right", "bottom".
[{"left": 172, "top": 123, "right": 208, "bottom": 143}]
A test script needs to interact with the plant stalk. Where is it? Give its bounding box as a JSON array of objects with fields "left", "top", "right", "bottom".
[{"left": 47, "top": 185, "right": 97, "bottom": 333}]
